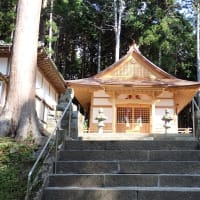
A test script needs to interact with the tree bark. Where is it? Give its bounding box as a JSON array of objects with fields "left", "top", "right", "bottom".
[
  {"left": 114, "top": 0, "right": 125, "bottom": 62},
  {"left": 97, "top": 38, "right": 101, "bottom": 73},
  {"left": 0, "top": 0, "right": 43, "bottom": 142},
  {"left": 48, "top": 0, "right": 54, "bottom": 58},
  {"left": 197, "top": 2, "right": 200, "bottom": 105}
]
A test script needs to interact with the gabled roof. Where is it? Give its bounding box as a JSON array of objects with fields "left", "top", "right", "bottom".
[
  {"left": 0, "top": 44, "right": 66, "bottom": 93},
  {"left": 94, "top": 45, "right": 175, "bottom": 80},
  {"left": 67, "top": 45, "right": 200, "bottom": 112},
  {"left": 68, "top": 45, "right": 200, "bottom": 89}
]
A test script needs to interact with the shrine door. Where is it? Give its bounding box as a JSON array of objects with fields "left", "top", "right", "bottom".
[{"left": 116, "top": 104, "right": 151, "bottom": 133}]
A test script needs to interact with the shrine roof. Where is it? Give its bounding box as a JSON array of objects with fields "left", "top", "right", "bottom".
[
  {"left": 67, "top": 77, "right": 200, "bottom": 89},
  {"left": 66, "top": 44, "right": 200, "bottom": 112},
  {"left": 67, "top": 45, "right": 200, "bottom": 89}
]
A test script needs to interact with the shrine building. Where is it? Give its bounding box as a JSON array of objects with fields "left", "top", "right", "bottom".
[{"left": 67, "top": 45, "right": 200, "bottom": 134}]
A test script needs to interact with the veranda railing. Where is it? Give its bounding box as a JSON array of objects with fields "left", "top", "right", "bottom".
[{"left": 25, "top": 99, "right": 72, "bottom": 200}]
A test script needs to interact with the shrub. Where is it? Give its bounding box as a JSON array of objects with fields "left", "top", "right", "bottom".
[{"left": 0, "top": 137, "right": 37, "bottom": 200}]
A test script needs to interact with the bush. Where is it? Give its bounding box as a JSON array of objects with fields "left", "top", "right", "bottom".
[{"left": 0, "top": 137, "right": 37, "bottom": 200}]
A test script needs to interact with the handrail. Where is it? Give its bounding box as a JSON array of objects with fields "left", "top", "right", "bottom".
[
  {"left": 192, "top": 98, "right": 200, "bottom": 138},
  {"left": 192, "top": 98, "right": 200, "bottom": 113},
  {"left": 25, "top": 98, "right": 72, "bottom": 200}
]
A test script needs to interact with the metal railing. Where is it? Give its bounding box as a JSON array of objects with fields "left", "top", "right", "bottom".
[
  {"left": 25, "top": 99, "right": 72, "bottom": 200},
  {"left": 192, "top": 98, "right": 200, "bottom": 138}
]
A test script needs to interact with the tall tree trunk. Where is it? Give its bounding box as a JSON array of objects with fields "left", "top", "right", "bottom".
[
  {"left": 97, "top": 38, "right": 101, "bottom": 73},
  {"left": 197, "top": 2, "right": 200, "bottom": 105},
  {"left": 114, "top": 0, "right": 125, "bottom": 62},
  {"left": 0, "top": 0, "right": 43, "bottom": 142},
  {"left": 48, "top": 0, "right": 54, "bottom": 58},
  {"left": 158, "top": 47, "right": 162, "bottom": 68}
]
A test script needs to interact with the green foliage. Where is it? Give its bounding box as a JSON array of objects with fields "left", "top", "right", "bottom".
[
  {"left": 132, "top": 1, "right": 196, "bottom": 79},
  {"left": 0, "top": 137, "right": 37, "bottom": 200},
  {"left": 0, "top": 0, "right": 17, "bottom": 42},
  {"left": 39, "top": 0, "right": 197, "bottom": 81},
  {"left": 0, "top": 0, "right": 197, "bottom": 81},
  {"left": 45, "top": 20, "right": 59, "bottom": 43}
]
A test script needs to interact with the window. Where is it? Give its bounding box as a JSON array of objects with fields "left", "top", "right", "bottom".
[
  {"left": 117, "top": 107, "right": 132, "bottom": 123},
  {"left": 134, "top": 107, "right": 150, "bottom": 123},
  {"left": 116, "top": 104, "right": 151, "bottom": 133}
]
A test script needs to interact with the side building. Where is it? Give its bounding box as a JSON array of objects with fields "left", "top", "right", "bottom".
[{"left": 0, "top": 44, "right": 66, "bottom": 131}]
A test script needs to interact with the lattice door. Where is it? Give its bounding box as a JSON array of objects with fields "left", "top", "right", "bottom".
[{"left": 116, "top": 105, "right": 151, "bottom": 133}]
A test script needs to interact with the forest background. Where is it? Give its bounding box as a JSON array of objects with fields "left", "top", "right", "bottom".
[{"left": 0, "top": 0, "right": 198, "bottom": 81}]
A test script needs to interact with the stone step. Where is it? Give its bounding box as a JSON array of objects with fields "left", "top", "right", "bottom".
[
  {"left": 42, "top": 187, "right": 200, "bottom": 200},
  {"left": 80, "top": 133, "right": 196, "bottom": 141},
  {"left": 55, "top": 161, "right": 200, "bottom": 174},
  {"left": 41, "top": 139, "right": 200, "bottom": 200},
  {"left": 58, "top": 150, "right": 200, "bottom": 161},
  {"left": 64, "top": 140, "right": 199, "bottom": 150},
  {"left": 48, "top": 174, "right": 200, "bottom": 187}
]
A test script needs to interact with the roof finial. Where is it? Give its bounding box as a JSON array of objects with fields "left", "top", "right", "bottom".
[{"left": 128, "top": 40, "right": 140, "bottom": 53}]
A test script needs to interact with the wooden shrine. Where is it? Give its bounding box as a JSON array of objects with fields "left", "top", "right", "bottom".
[{"left": 67, "top": 45, "right": 200, "bottom": 134}]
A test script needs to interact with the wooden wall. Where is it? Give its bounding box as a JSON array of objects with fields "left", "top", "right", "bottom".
[{"left": 89, "top": 89, "right": 178, "bottom": 134}]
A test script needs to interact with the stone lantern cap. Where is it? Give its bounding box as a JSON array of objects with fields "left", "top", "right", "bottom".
[
  {"left": 162, "top": 109, "right": 173, "bottom": 122},
  {"left": 95, "top": 108, "right": 107, "bottom": 122}
]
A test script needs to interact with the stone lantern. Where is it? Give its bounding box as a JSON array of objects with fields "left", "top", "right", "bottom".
[
  {"left": 162, "top": 109, "right": 173, "bottom": 134},
  {"left": 95, "top": 108, "right": 107, "bottom": 134}
]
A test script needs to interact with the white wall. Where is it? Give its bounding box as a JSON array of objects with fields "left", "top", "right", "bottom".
[
  {"left": 93, "top": 98, "right": 112, "bottom": 106},
  {"left": 152, "top": 91, "right": 178, "bottom": 133},
  {"left": 93, "top": 90, "right": 110, "bottom": 97},
  {"left": 156, "top": 99, "right": 174, "bottom": 107},
  {"left": 0, "top": 57, "right": 9, "bottom": 75},
  {"left": 0, "top": 57, "right": 60, "bottom": 128},
  {"left": 92, "top": 107, "right": 113, "bottom": 123},
  {"left": 35, "top": 69, "right": 59, "bottom": 125},
  {"left": 35, "top": 69, "right": 58, "bottom": 108},
  {"left": 92, "top": 90, "right": 113, "bottom": 123},
  {"left": 0, "top": 58, "right": 9, "bottom": 107},
  {"left": 154, "top": 98, "right": 178, "bottom": 133}
]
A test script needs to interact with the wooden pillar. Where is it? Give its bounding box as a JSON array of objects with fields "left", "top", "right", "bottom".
[
  {"left": 89, "top": 92, "right": 94, "bottom": 133},
  {"left": 151, "top": 100, "right": 156, "bottom": 133},
  {"left": 112, "top": 92, "right": 116, "bottom": 133}
]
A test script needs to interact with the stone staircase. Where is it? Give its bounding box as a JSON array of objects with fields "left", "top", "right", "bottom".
[{"left": 41, "top": 139, "right": 200, "bottom": 200}]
